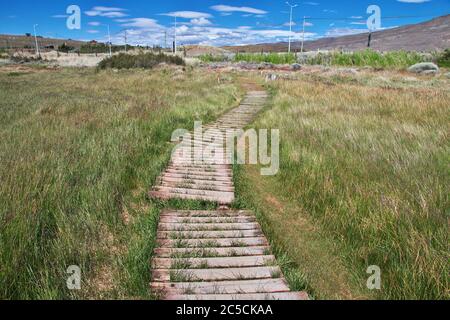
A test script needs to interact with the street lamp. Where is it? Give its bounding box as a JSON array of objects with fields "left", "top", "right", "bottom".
[
  {"left": 286, "top": 2, "right": 298, "bottom": 53},
  {"left": 33, "top": 24, "right": 40, "bottom": 57},
  {"left": 107, "top": 24, "right": 112, "bottom": 57}
]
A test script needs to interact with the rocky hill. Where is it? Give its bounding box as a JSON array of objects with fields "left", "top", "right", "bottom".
[{"left": 224, "top": 15, "right": 450, "bottom": 53}]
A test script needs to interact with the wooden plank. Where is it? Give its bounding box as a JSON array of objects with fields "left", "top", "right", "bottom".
[
  {"left": 160, "top": 181, "right": 235, "bottom": 193},
  {"left": 151, "top": 278, "right": 290, "bottom": 295},
  {"left": 152, "top": 255, "right": 276, "bottom": 269},
  {"left": 159, "top": 216, "right": 255, "bottom": 224},
  {"left": 152, "top": 266, "right": 282, "bottom": 282},
  {"left": 156, "top": 237, "right": 268, "bottom": 248},
  {"left": 157, "top": 230, "right": 263, "bottom": 240},
  {"left": 160, "top": 210, "right": 253, "bottom": 217},
  {"left": 149, "top": 190, "right": 234, "bottom": 204},
  {"left": 162, "top": 172, "right": 231, "bottom": 182},
  {"left": 158, "top": 222, "right": 260, "bottom": 231},
  {"left": 153, "top": 246, "right": 270, "bottom": 258},
  {"left": 166, "top": 292, "right": 309, "bottom": 300}
]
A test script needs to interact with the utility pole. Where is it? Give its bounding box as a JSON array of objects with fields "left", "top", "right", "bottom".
[
  {"left": 107, "top": 24, "right": 112, "bottom": 57},
  {"left": 164, "top": 30, "right": 167, "bottom": 49},
  {"left": 286, "top": 2, "right": 298, "bottom": 53},
  {"left": 301, "top": 16, "right": 306, "bottom": 53},
  {"left": 33, "top": 24, "right": 40, "bottom": 57},
  {"left": 174, "top": 16, "right": 177, "bottom": 54},
  {"left": 124, "top": 30, "right": 127, "bottom": 52},
  {"left": 367, "top": 32, "right": 372, "bottom": 48}
]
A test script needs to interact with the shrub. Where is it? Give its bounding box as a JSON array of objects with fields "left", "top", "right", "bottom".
[
  {"left": 58, "top": 43, "right": 75, "bottom": 53},
  {"left": 436, "top": 49, "right": 450, "bottom": 68},
  {"left": 80, "top": 43, "right": 136, "bottom": 54},
  {"left": 306, "top": 49, "right": 426, "bottom": 69},
  {"left": 198, "top": 54, "right": 227, "bottom": 63},
  {"left": 98, "top": 52, "right": 185, "bottom": 70},
  {"left": 234, "top": 52, "right": 297, "bottom": 64}
]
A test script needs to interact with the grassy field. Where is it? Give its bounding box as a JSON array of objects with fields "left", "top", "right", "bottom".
[
  {"left": 235, "top": 71, "right": 449, "bottom": 299},
  {"left": 0, "top": 65, "right": 241, "bottom": 299},
  {"left": 304, "top": 50, "right": 429, "bottom": 69},
  {"left": 200, "top": 49, "right": 449, "bottom": 70}
]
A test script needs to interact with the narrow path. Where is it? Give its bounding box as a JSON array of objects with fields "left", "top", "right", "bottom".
[
  {"left": 150, "top": 89, "right": 308, "bottom": 300},
  {"left": 149, "top": 91, "right": 267, "bottom": 204}
]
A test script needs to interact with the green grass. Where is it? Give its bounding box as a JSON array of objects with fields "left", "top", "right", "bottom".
[
  {"left": 234, "top": 53, "right": 297, "bottom": 65},
  {"left": 198, "top": 54, "right": 228, "bottom": 63},
  {"left": 98, "top": 52, "right": 184, "bottom": 70},
  {"left": 235, "top": 72, "right": 449, "bottom": 299},
  {"left": 0, "top": 66, "right": 240, "bottom": 299},
  {"left": 437, "top": 48, "right": 450, "bottom": 68},
  {"left": 304, "top": 49, "right": 429, "bottom": 69}
]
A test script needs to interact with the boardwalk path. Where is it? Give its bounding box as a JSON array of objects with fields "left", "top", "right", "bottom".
[{"left": 150, "top": 90, "right": 308, "bottom": 300}]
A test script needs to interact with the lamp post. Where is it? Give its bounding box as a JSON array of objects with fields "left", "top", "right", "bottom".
[
  {"left": 301, "top": 16, "right": 306, "bottom": 53},
  {"left": 107, "top": 24, "right": 112, "bottom": 57},
  {"left": 33, "top": 24, "right": 40, "bottom": 57},
  {"left": 286, "top": 2, "right": 298, "bottom": 53}
]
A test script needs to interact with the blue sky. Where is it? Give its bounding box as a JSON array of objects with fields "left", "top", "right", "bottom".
[{"left": 1, "top": 1, "right": 449, "bottom": 46}]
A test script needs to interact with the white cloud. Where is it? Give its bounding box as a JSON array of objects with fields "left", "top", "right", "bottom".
[
  {"left": 85, "top": 6, "right": 128, "bottom": 18},
  {"left": 52, "top": 14, "right": 68, "bottom": 18},
  {"left": 88, "top": 22, "right": 101, "bottom": 26},
  {"left": 350, "top": 22, "right": 367, "bottom": 25},
  {"left": 284, "top": 21, "right": 297, "bottom": 27},
  {"left": 325, "top": 27, "right": 367, "bottom": 37},
  {"left": 90, "top": 6, "right": 127, "bottom": 12},
  {"left": 210, "top": 5, "right": 267, "bottom": 15},
  {"left": 349, "top": 16, "right": 363, "bottom": 19},
  {"left": 119, "top": 18, "right": 162, "bottom": 29},
  {"left": 87, "top": 30, "right": 99, "bottom": 34},
  {"left": 162, "top": 11, "right": 212, "bottom": 19},
  {"left": 303, "top": 1, "right": 319, "bottom": 5},
  {"left": 102, "top": 23, "right": 316, "bottom": 47},
  {"left": 191, "top": 17, "right": 212, "bottom": 26},
  {"left": 397, "top": 0, "right": 430, "bottom": 3}
]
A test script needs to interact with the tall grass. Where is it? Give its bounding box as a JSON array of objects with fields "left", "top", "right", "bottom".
[
  {"left": 0, "top": 67, "right": 240, "bottom": 299},
  {"left": 234, "top": 52, "right": 297, "bottom": 64},
  {"left": 238, "top": 72, "right": 449, "bottom": 299},
  {"left": 98, "top": 52, "right": 184, "bottom": 70},
  {"left": 437, "top": 48, "right": 450, "bottom": 68},
  {"left": 198, "top": 54, "right": 228, "bottom": 63},
  {"left": 305, "top": 49, "right": 428, "bottom": 69}
]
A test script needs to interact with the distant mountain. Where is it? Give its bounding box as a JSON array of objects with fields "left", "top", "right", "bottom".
[
  {"left": 224, "top": 15, "right": 450, "bottom": 53},
  {"left": 0, "top": 34, "right": 89, "bottom": 50}
]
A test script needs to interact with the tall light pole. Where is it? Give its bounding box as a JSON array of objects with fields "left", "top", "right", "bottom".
[
  {"left": 107, "top": 24, "right": 112, "bottom": 57},
  {"left": 33, "top": 24, "right": 40, "bottom": 57},
  {"left": 286, "top": 2, "right": 298, "bottom": 53},
  {"left": 174, "top": 16, "right": 177, "bottom": 54},
  {"left": 124, "top": 30, "right": 127, "bottom": 52},
  {"left": 301, "top": 16, "right": 306, "bottom": 53}
]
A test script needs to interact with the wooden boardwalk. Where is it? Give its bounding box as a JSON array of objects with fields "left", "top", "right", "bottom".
[
  {"left": 149, "top": 91, "right": 268, "bottom": 204},
  {"left": 149, "top": 90, "right": 308, "bottom": 300}
]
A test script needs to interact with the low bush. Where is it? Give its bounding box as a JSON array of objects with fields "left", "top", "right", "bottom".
[
  {"left": 436, "top": 48, "right": 450, "bottom": 68},
  {"left": 198, "top": 54, "right": 228, "bottom": 63},
  {"left": 98, "top": 52, "right": 185, "bottom": 70},
  {"left": 234, "top": 52, "right": 297, "bottom": 64},
  {"left": 305, "top": 50, "right": 428, "bottom": 69}
]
